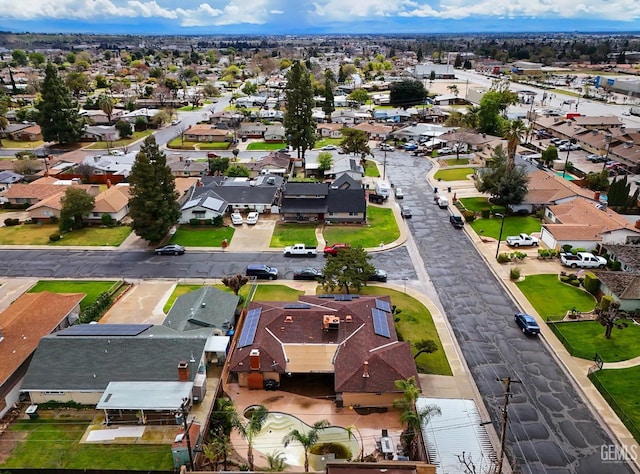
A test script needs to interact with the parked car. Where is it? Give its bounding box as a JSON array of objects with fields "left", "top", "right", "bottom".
[
  {"left": 231, "top": 213, "right": 243, "bottom": 225},
  {"left": 171, "top": 119, "right": 182, "bottom": 125},
  {"left": 368, "top": 268, "right": 388, "bottom": 282},
  {"left": 155, "top": 244, "right": 185, "bottom": 255},
  {"left": 449, "top": 214, "right": 464, "bottom": 228},
  {"left": 324, "top": 243, "right": 351, "bottom": 256},
  {"left": 293, "top": 267, "right": 324, "bottom": 280},
  {"left": 404, "top": 143, "right": 418, "bottom": 151},
  {"left": 321, "top": 145, "right": 337, "bottom": 150},
  {"left": 587, "top": 154, "right": 605, "bottom": 163},
  {"left": 400, "top": 205, "right": 412, "bottom": 218},
  {"left": 380, "top": 144, "right": 395, "bottom": 151},
  {"left": 437, "top": 147, "right": 453, "bottom": 155},
  {"left": 559, "top": 143, "right": 581, "bottom": 152},
  {"left": 283, "top": 243, "right": 318, "bottom": 257},
  {"left": 505, "top": 233, "right": 539, "bottom": 247},
  {"left": 246, "top": 212, "right": 259, "bottom": 225},
  {"left": 246, "top": 264, "right": 278, "bottom": 280},
  {"left": 515, "top": 312, "right": 541, "bottom": 336},
  {"left": 394, "top": 187, "right": 404, "bottom": 199}
]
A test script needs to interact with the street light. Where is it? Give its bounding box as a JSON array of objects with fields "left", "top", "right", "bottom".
[
  {"left": 562, "top": 138, "right": 577, "bottom": 179},
  {"left": 495, "top": 212, "right": 506, "bottom": 259},
  {"left": 601, "top": 134, "right": 613, "bottom": 172}
]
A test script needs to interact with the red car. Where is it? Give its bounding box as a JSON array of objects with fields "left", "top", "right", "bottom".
[{"left": 323, "top": 243, "right": 350, "bottom": 256}]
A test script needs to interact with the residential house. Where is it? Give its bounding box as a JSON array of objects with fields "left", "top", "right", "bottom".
[
  {"left": 20, "top": 324, "right": 210, "bottom": 413},
  {"left": 245, "top": 152, "right": 292, "bottom": 177},
  {"left": 79, "top": 109, "right": 124, "bottom": 125},
  {"left": 0, "top": 180, "right": 85, "bottom": 207},
  {"left": 0, "top": 292, "right": 83, "bottom": 418},
  {"left": 238, "top": 123, "right": 268, "bottom": 139},
  {"left": 83, "top": 152, "right": 137, "bottom": 178},
  {"left": 590, "top": 271, "right": 640, "bottom": 312},
  {"left": 0, "top": 170, "right": 24, "bottom": 195},
  {"left": 87, "top": 184, "right": 130, "bottom": 223},
  {"left": 372, "top": 108, "right": 411, "bottom": 123},
  {"left": 81, "top": 125, "right": 119, "bottom": 142},
  {"left": 280, "top": 180, "right": 366, "bottom": 223},
  {"left": 26, "top": 183, "right": 100, "bottom": 222},
  {"left": 183, "top": 124, "right": 232, "bottom": 142},
  {"left": 263, "top": 125, "right": 286, "bottom": 142},
  {"left": 120, "top": 108, "right": 161, "bottom": 124},
  {"left": 0, "top": 123, "right": 31, "bottom": 140},
  {"left": 9, "top": 124, "right": 42, "bottom": 142},
  {"left": 163, "top": 286, "right": 238, "bottom": 335},
  {"left": 353, "top": 122, "right": 394, "bottom": 141},
  {"left": 325, "top": 157, "right": 365, "bottom": 182},
  {"left": 317, "top": 123, "right": 344, "bottom": 139},
  {"left": 169, "top": 156, "right": 208, "bottom": 178},
  {"left": 227, "top": 295, "right": 419, "bottom": 408}
]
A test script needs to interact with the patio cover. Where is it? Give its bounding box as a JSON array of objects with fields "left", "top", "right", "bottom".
[
  {"left": 97, "top": 381, "right": 193, "bottom": 410},
  {"left": 204, "top": 335, "right": 230, "bottom": 353}
]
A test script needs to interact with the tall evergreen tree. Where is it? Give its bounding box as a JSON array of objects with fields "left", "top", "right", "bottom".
[
  {"left": 283, "top": 60, "right": 315, "bottom": 166},
  {"left": 37, "top": 63, "right": 84, "bottom": 145},
  {"left": 128, "top": 136, "right": 181, "bottom": 242},
  {"left": 322, "top": 69, "right": 335, "bottom": 123}
]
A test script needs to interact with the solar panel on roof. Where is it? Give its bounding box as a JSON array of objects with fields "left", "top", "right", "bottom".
[
  {"left": 318, "top": 294, "right": 335, "bottom": 298},
  {"left": 334, "top": 294, "right": 353, "bottom": 301},
  {"left": 283, "top": 304, "right": 311, "bottom": 309},
  {"left": 58, "top": 324, "right": 152, "bottom": 336},
  {"left": 238, "top": 308, "right": 262, "bottom": 348},
  {"left": 375, "top": 299, "right": 392, "bottom": 313},
  {"left": 372, "top": 308, "right": 390, "bottom": 338}
]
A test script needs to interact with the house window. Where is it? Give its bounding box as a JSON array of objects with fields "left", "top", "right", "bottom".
[
  {"left": 42, "top": 210, "right": 53, "bottom": 217},
  {"left": 193, "top": 210, "right": 206, "bottom": 216},
  {"left": 348, "top": 212, "right": 358, "bottom": 217}
]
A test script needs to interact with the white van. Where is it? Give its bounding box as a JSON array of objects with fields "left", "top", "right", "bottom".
[
  {"left": 437, "top": 196, "right": 449, "bottom": 209},
  {"left": 375, "top": 181, "right": 391, "bottom": 198}
]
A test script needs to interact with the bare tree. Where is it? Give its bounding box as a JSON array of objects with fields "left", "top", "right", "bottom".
[
  {"left": 596, "top": 300, "right": 629, "bottom": 339},
  {"left": 222, "top": 273, "right": 249, "bottom": 295}
]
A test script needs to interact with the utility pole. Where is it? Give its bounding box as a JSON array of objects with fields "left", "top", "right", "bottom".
[
  {"left": 497, "top": 377, "right": 521, "bottom": 474},
  {"left": 179, "top": 397, "right": 195, "bottom": 471}
]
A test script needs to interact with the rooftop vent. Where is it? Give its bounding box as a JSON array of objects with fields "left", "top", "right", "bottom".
[
  {"left": 345, "top": 315, "right": 353, "bottom": 323},
  {"left": 323, "top": 315, "right": 340, "bottom": 331},
  {"left": 285, "top": 316, "right": 293, "bottom": 323}
]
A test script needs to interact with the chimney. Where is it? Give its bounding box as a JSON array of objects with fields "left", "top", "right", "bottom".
[
  {"left": 362, "top": 361, "right": 370, "bottom": 378},
  {"left": 250, "top": 349, "right": 261, "bottom": 370},
  {"left": 177, "top": 361, "right": 189, "bottom": 381},
  {"left": 106, "top": 179, "right": 112, "bottom": 188}
]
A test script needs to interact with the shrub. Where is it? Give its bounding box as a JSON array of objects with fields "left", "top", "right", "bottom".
[
  {"left": 569, "top": 279, "right": 581, "bottom": 287},
  {"left": 49, "top": 233, "right": 61, "bottom": 242},
  {"left": 101, "top": 213, "right": 115, "bottom": 227},
  {"left": 611, "top": 260, "right": 622, "bottom": 271},
  {"left": 583, "top": 272, "right": 601, "bottom": 294},
  {"left": 562, "top": 244, "right": 573, "bottom": 253},
  {"left": 497, "top": 252, "right": 512, "bottom": 263},
  {"left": 189, "top": 218, "right": 201, "bottom": 226},
  {"left": 510, "top": 267, "right": 521, "bottom": 281},
  {"left": 538, "top": 248, "right": 549, "bottom": 258},
  {"left": 600, "top": 295, "right": 614, "bottom": 311},
  {"left": 512, "top": 251, "right": 527, "bottom": 260},
  {"left": 463, "top": 210, "right": 475, "bottom": 222},
  {"left": 481, "top": 208, "right": 490, "bottom": 219},
  {"left": 560, "top": 275, "right": 571, "bottom": 283},
  {"left": 213, "top": 215, "right": 224, "bottom": 226}
]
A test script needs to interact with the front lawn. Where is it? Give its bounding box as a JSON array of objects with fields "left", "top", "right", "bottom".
[
  {"left": 85, "top": 131, "right": 153, "bottom": 150},
  {"left": 443, "top": 158, "right": 470, "bottom": 166},
  {"left": 359, "top": 286, "right": 452, "bottom": 376},
  {"left": 550, "top": 320, "right": 640, "bottom": 362},
  {"left": 364, "top": 160, "right": 380, "bottom": 177},
  {"left": 1, "top": 417, "right": 172, "bottom": 470},
  {"left": 515, "top": 274, "right": 596, "bottom": 321},
  {"left": 433, "top": 168, "right": 474, "bottom": 181},
  {"left": 167, "top": 139, "right": 231, "bottom": 150},
  {"left": 315, "top": 138, "right": 342, "bottom": 148},
  {"left": 29, "top": 280, "right": 118, "bottom": 310},
  {"left": 323, "top": 207, "right": 400, "bottom": 247},
  {"left": 246, "top": 142, "right": 287, "bottom": 151},
  {"left": 270, "top": 223, "right": 318, "bottom": 247},
  {"left": 0, "top": 223, "right": 131, "bottom": 246},
  {"left": 590, "top": 366, "right": 640, "bottom": 442},
  {"left": 458, "top": 197, "right": 494, "bottom": 212},
  {"left": 169, "top": 225, "right": 235, "bottom": 247},
  {"left": 469, "top": 216, "right": 541, "bottom": 240},
  {"left": 0, "top": 139, "right": 45, "bottom": 149}
]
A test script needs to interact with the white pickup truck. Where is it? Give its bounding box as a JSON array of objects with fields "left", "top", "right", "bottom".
[
  {"left": 283, "top": 243, "right": 318, "bottom": 257},
  {"left": 505, "top": 233, "right": 539, "bottom": 247},
  {"left": 560, "top": 252, "right": 607, "bottom": 269}
]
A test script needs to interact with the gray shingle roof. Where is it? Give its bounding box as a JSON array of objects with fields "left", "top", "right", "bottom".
[
  {"left": 21, "top": 325, "right": 209, "bottom": 392},
  {"left": 163, "top": 286, "right": 239, "bottom": 333}
]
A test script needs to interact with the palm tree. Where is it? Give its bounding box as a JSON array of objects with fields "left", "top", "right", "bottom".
[
  {"left": 503, "top": 119, "right": 527, "bottom": 170},
  {"left": 98, "top": 94, "right": 115, "bottom": 125},
  {"left": 399, "top": 404, "right": 442, "bottom": 457},
  {"left": 265, "top": 450, "right": 288, "bottom": 472},
  {"left": 393, "top": 376, "right": 421, "bottom": 412},
  {"left": 234, "top": 404, "right": 269, "bottom": 471},
  {"left": 202, "top": 434, "right": 233, "bottom": 471},
  {"left": 283, "top": 420, "right": 330, "bottom": 472}
]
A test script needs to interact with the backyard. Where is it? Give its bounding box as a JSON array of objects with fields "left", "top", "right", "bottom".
[
  {"left": 0, "top": 223, "right": 131, "bottom": 246},
  {"left": 323, "top": 207, "right": 400, "bottom": 247},
  {"left": 515, "top": 274, "right": 596, "bottom": 321}
]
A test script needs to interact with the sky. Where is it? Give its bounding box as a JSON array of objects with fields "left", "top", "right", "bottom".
[{"left": 0, "top": 0, "right": 638, "bottom": 35}]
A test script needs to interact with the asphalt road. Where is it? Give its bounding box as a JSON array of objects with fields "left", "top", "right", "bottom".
[{"left": 382, "top": 150, "right": 633, "bottom": 473}]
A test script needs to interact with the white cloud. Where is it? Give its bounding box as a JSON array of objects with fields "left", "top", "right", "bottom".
[{"left": 0, "top": 0, "right": 277, "bottom": 25}]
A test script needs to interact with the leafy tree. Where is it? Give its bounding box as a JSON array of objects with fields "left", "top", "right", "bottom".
[
  {"left": 209, "top": 156, "right": 230, "bottom": 175},
  {"left": 95, "top": 74, "right": 110, "bottom": 89},
  {"left": 541, "top": 145, "right": 558, "bottom": 167},
  {"left": 477, "top": 90, "right": 518, "bottom": 135},
  {"left": 475, "top": 145, "right": 529, "bottom": 208},
  {"left": 321, "top": 246, "right": 375, "bottom": 294},
  {"left": 59, "top": 186, "right": 95, "bottom": 231},
  {"left": 226, "top": 164, "right": 251, "bottom": 177},
  {"left": 28, "top": 52, "right": 46, "bottom": 67},
  {"left": 222, "top": 273, "right": 249, "bottom": 295},
  {"left": 390, "top": 79, "right": 427, "bottom": 107},
  {"left": 607, "top": 176, "right": 632, "bottom": 208},
  {"left": 128, "top": 136, "right": 181, "bottom": 242},
  {"left": 322, "top": 69, "right": 335, "bottom": 122},
  {"left": 37, "top": 63, "right": 84, "bottom": 145},
  {"left": 340, "top": 128, "right": 370, "bottom": 157},
  {"left": 65, "top": 71, "right": 92, "bottom": 98},
  {"left": 283, "top": 60, "right": 316, "bottom": 165},
  {"left": 241, "top": 82, "right": 257, "bottom": 95},
  {"left": 115, "top": 119, "right": 133, "bottom": 139},
  {"left": 414, "top": 339, "right": 439, "bottom": 359},
  {"left": 283, "top": 420, "right": 330, "bottom": 472},
  {"left": 11, "top": 49, "right": 28, "bottom": 66},
  {"left": 318, "top": 152, "right": 333, "bottom": 174},
  {"left": 12, "top": 155, "right": 41, "bottom": 175},
  {"left": 337, "top": 64, "right": 347, "bottom": 83},
  {"left": 348, "top": 88, "right": 369, "bottom": 105},
  {"left": 234, "top": 404, "right": 268, "bottom": 471}
]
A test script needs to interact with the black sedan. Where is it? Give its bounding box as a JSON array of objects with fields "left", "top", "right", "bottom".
[
  {"left": 514, "top": 312, "right": 541, "bottom": 335},
  {"left": 368, "top": 269, "right": 388, "bottom": 282},
  {"left": 293, "top": 267, "right": 324, "bottom": 280},
  {"left": 155, "top": 244, "right": 186, "bottom": 255}
]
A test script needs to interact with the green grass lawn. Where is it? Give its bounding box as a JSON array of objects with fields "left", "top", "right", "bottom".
[
  {"left": 0, "top": 223, "right": 131, "bottom": 246},
  {"left": 315, "top": 138, "right": 342, "bottom": 148},
  {"left": 359, "top": 286, "right": 452, "bottom": 375},
  {"left": 246, "top": 142, "right": 287, "bottom": 151},
  {"left": 85, "top": 131, "right": 153, "bottom": 150},
  {"left": 516, "top": 274, "right": 596, "bottom": 321},
  {"left": 590, "top": 366, "right": 640, "bottom": 441},
  {"left": 551, "top": 320, "right": 640, "bottom": 361},
  {"left": 29, "top": 280, "right": 118, "bottom": 310},
  {"left": 1, "top": 418, "right": 172, "bottom": 470},
  {"left": 470, "top": 216, "right": 541, "bottom": 240},
  {"left": 167, "top": 139, "right": 231, "bottom": 150},
  {"left": 364, "top": 160, "right": 380, "bottom": 177},
  {"left": 458, "top": 197, "right": 494, "bottom": 212},
  {"left": 323, "top": 207, "right": 400, "bottom": 247},
  {"left": 169, "top": 225, "right": 235, "bottom": 247},
  {"left": 178, "top": 105, "right": 202, "bottom": 111},
  {"left": 199, "top": 142, "right": 232, "bottom": 150},
  {"left": 270, "top": 223, "right": 318, "bottom": 247},
  {"left": 434, "top": 168, "right": 474, "bottom": 181},
  {"left": 0, "top": 139, "right": 45, "bottom": 149},
  {"left": 443, "top": 158, "right": 470, "bottom": 166}
]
